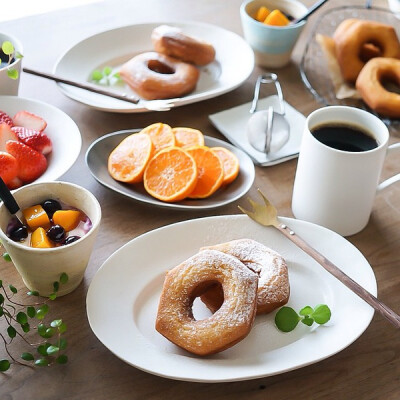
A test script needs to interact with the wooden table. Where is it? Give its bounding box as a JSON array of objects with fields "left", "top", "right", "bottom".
[{"left": 1, "top": 0, "right": 399, "bottom": 398}]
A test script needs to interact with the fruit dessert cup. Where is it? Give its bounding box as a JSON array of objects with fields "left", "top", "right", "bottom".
[{"left": 0, "top": 181, "right": 101, "bottom": 296}]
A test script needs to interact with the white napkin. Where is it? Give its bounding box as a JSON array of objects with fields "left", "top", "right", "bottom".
[{"left": 209, "top": 95, "right": 306, "bottom": 166}]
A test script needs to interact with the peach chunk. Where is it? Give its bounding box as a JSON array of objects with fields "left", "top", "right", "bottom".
[
  {"left": 31, "top": 227, "right": 53, "bottom": 248},
  {"left": 52, "top": 210, "right": 82, "bottom": 232},
  {"left": 22, "top": 205, "right": 51, "bottom": 231}
]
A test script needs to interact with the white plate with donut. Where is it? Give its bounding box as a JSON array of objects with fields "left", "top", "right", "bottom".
[
  {"left": 85, "top": 130, "right": 255, "bottom": 210},
  {"left": 54, "top": 22, "right": 254, "bottom": 113},
  {"left": 86, "top": 215, "right": 376, "bottom": 382}
]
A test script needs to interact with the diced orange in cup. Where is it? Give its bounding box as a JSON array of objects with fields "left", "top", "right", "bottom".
[
  {"left": 172, "top": 127, "right": 205, "bottom": 148},
  {"left": 255, "top": 6, "right": 270, "bottom": 22},
  {"left": 264, "top": 10, "right": 290, "bottom": 26},
  {"left": 140, "top": 122, "right": 175, "bottom": 154},
  {"left": 186, "top": 146, "right": 224, "bottom": 199},
  {"left": 211, "top": 147, "right": 240, "bottom": 185},
  {"left": 108, "top": 132, "right": 154, "bottom": 183},
  {"left": 22, "top": 205, "right": 51, "bottom": 231},
  {"left": 144, "top": 146, "right": 198, "bottom": 202},
  {"left": 52, "top": 210, "right": 82, "bottom": 232},
  {"left": 31, "top": 227, "right": 53, "bottom": 248}
]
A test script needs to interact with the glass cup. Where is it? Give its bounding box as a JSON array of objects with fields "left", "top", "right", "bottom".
[{"left": 0, "top": 181, "right": 102, "bottom": 296}]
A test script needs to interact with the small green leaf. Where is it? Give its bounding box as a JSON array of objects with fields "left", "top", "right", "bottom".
[
  {"left": 103, "top": 66, "right": 112, "bottom": 76},
  {"left": 7, "top": 326, "right": 16, "bottom": 338},
  {"left": 53, "top": 281, "right": 59, "bottom": 292},
  {"left": 37, "top": 323, "right": 47, "bottom": 337},
  {"left": 34, "top": 358, "right": 49, "bottom": 367},
  {"left": 2, "top": 253, "right": 11, "bottom": 262},
  {"left": 27, "top": 306, "right": 36, "bottom": 318},
  {"left": 299, "top": 306, "right": 313, "bottom": 317},
  {"left": 50, "top": 319, "right": 62, "bottom": 328},
  {"left": 274, "top": 306, "right": 300, "bottom": 332},
  {"left": 16, "top": 311, "right": 28, "bottom": 325},
  {"left": 0, "top": 280, "right": 2, "bottom": 288},
  {"left": 37, "top": 343, "right": 51, "bottom": 356},
  {"left": 58, "top": 322, "right": 67, "bottom": 334},
  {"left": 27, "top": 290, "right": 39, "bottom": 296},
  {"left": 312, "top": 304, "right": 331, "bottom": 325},
  {"left": 36, "top": 304, "right": 49, "bottom": 320},
  {"left": 91, "top": 70, "right": 103, "bottom": 81},
  {"left": 0, "top": 307, "right": 3, "bottom": 317},
  {"left": 301, "top": 316, "right": 314, "bottom": 326},
  {"left": 113, "top": 72, "right": 121, "bottom": 78},
  {"left": 46, "top": 345, "right": 59, "bottom": 355},
  {"left": 21, "top": 352, "right": 34, "bottom": 361},
  {"left": 9, "top": 284, "right": 17, "bottom": 294},
  {"left": 44, "top": 327, "right": 55, "bottom": 338},
  {"left": 0, "top": 359, "right": 10, "bottom": 371},
  {"left": 59, "top": 273, "right": 68, "bottom": 285},
  {"left": 21, "top": 323, "right": 30, "bottom": 333},
  {"left": 2, "top": 41, "right": 14, "bottom": 55},
  {"left": 15, "top": 52, "right": 23, "bottom": 59},
  {"left": 58, "top": 337, "right": 67, "bottom": 350},
  {"left": 7, "top": 69, "right": 18, "bottom": 80},
  {"left": 0, "top": 293, "right": 4, "bottom": 304},
  {"left": 56, "top": 354, "right": 68, "bottom": 364},
  {"left": 48, "top": 293, "right": 57, "bottom": 301}
]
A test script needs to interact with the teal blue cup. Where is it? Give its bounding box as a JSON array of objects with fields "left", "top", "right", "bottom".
[{"left": 240, "top": 0, "right": 308, "bottom": 68}]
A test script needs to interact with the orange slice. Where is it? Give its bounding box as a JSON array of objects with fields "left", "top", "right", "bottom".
[
  {"left": 186, "top": 146, "right": 224, "bottom": 199},
  {"left": 211, "top": 147, "right": 240, "bottom": 185},
  {"left": 108, "top": 132, "right": 153, "bottom": 183},
  {"left": 141, "top": 122, "right": 175, "bottom": 153},
  {"left": 172, "top": 127, "right": 205, "bottom": 148},
  {"left": 143, "top": 147, "right": 198, "bottom": 202}
]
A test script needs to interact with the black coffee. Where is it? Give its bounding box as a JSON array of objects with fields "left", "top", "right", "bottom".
[{"left": 311, "top": 123, "right": 378, "bottom": 152}]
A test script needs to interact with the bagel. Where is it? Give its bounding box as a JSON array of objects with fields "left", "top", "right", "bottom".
[
  {"left": 155, "top": 249, "right": 258, "bottom": 356},
  {"left": 333, "top": 19, "right": 400, "bottom": 83},
  {"left": 119, "top": 51, "right": 199, "bottom": 100},
  {"left": 200, "top": 239, "right": 290, "bottom": 315},
  {"left": 356, "top": 57, "right": 400, "bottom": 118},
  {"left": 151, "top": 25, "right": 215, "bottom": 66}
]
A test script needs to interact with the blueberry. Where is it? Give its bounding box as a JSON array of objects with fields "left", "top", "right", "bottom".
[
  {"left": 63, "top": 235, "right": 81, "bottom": 246},
  {"left": 9, "top": 225, "right": 28, "bottom": 242},
  {"left": 46, "top": 225, "right": 66, "bottom": 243},
  {"left": 41, "top": 199, "right": 62, "bottom": 218}
]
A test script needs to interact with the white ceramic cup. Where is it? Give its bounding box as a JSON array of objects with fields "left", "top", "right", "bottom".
[
  {"left": 292, "top": 106, "right": 400, "bottom": 236},
  {"left": 240, "top": 0, "right": 307, "bottom": 68},
  {"left": 0, "top": 32, "right": 23, "bottom": 95},
  {"left": 0, "top": 181, "right": 101, "bottom": 296}
]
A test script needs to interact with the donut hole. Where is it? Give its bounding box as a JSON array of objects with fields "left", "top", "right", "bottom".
[
  {"left": 147, "top": 59, "right": 175, "bottom": 74},
  {"left": 380, "top": 72, "right": 400, "bottom": 94},
  {"left": 191, "top": 280, "right": 223, "bottom": 320},
  {"left": 359, "top": 42, "right": 382, "bottom": 62}
]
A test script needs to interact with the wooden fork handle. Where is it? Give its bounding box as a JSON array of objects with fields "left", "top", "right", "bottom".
[{"left": 275, "top": 223, "right": 400, "bottom": 329}]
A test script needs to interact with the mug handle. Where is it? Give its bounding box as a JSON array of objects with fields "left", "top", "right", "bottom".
[{"left": 377, "top": 143, "right": 400, "bottom": 192}]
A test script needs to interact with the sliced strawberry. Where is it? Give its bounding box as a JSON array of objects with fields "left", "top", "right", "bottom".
[
  {"left": 0, "top": 123, "right": 18, "bottom": 151},
  {"left": 11, "top": 127, "right": 52, "bottom": 155},
  {"left": 0, "top": 151, "right": 18, "bottom": 186},
  {"left": 0, "top": 111, "right": 14, "bottom": 127},
  {"left": 5, "top": 140, "right": 47, "bottom": 183},
  {"left": 13, "top": 111, "right": 47, "bottom": 132}
]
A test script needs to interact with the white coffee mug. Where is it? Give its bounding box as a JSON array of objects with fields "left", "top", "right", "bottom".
[{"left": 292, "top": 106, "right": 400, "bottom": 236}]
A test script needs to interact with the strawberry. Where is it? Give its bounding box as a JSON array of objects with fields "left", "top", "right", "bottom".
[
  {"left": 7, "top": 176, "right": 22, "bottom": 190},
  {"left": 0, "top": 151, "right": 18, "bottom": 186},
  {"left": 13, "top": 111, "right": 47, "bottom": 132},
  {"left": 0, "top": 122, "right": 18, "bottom": 151},
  {"left": 0, "top": 110, "right": 14, "bottom": 127},
  {"left": 12, "top": 127, "right": 53, "bottom": 155},
  {"left": 5, "top": 140, "right": 47, "bottom": 183}
]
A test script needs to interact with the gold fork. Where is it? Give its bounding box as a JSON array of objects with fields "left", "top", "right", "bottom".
[{"left": 239, "top": 189, "right": 400, "bottom": 329}]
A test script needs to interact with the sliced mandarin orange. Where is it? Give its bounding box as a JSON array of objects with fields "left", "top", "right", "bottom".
[
  {"left": 140, "top": 122, "right": 175, "bottom": 154},
  {"left": 108, "top": 132, "right": 154, "bottom": 183},
  {"left": 143, "top": 146, "right": 198, "bottom": 202},
  {"left": 185, "top": 145, "right": 224, "bottom": 199},
  {"left": 211, "top": 147, "right": 240, "bottom": 185},
  {"left": 172, "top": 127, "right": 205, "bottom": 148}
]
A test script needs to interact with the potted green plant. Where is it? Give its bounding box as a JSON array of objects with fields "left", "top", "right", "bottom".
[{"left": 0, "top": 33, "right": 23, "bottom": 95}]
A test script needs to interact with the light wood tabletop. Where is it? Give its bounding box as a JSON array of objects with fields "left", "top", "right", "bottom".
[{"left": 1, "top": 0, "right": 399, "bottom": 399}]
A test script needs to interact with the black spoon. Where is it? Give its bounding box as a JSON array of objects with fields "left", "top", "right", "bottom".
[{"left": 291, "top": 0, "right": 329, "bottom": 24}]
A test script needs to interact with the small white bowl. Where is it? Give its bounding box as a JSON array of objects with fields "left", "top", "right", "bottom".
[
  {"left": 0, "top": 181, "right": 101, "bottom": 296},
  {"left": 0, "top": 32, "right": 23, "bottom": 96}
]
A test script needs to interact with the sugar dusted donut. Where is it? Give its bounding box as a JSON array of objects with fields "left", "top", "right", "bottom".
[
  {"left": 119, "top": 51, "right": 199, "bottom": 100},
  {"left": 200, "top": 239, "right": 289, "bottom": 315},
  {"left": 155, "top": 249, "right": 258, "bottom": 356},
  {"left": 333, "top": 19, "right": 400, "bottom": 83},
  {"left": 356, "top": 57, "right": 400, "bottom": 118},
  {"left": 151, "top": 25, "right": 216, "bottom": 66}
]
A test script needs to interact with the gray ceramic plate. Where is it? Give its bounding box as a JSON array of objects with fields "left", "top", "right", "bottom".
[{"left": 85, "top": 130, "right": 255, "bottom": 210}]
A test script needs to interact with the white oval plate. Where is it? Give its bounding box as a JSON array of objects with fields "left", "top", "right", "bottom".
[
  {"left": 85, "top": 130, "right": 255, "bottom": 210},
  {"left": 86, "top": 215, "right": 376, "bottom": 382},
  {"left": 0, "top": 96, "right": 81, "bottom": 184},
  {"left": 54, "top": 21, "right": 254, "bottom": 113}
]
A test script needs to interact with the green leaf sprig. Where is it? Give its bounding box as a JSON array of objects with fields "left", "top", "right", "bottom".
[
  {"left": 90, "top": 66, "right": 123, "bottom": 86},
  {"left": 0, "top": 252, "right": 69, "bottom": 371},
  {"left": 0, "top": 41, "right": 23, "bottom": 80},
  {"left": 275, "top": 304, "right": 331, "bottom": 332}
]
